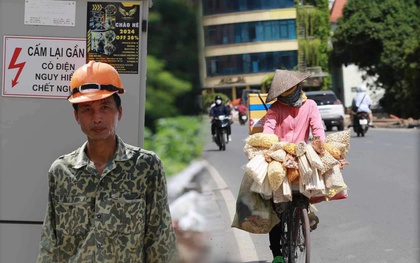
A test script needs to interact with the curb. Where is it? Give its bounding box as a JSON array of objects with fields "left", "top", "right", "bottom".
[{"left": 167, "top": 160, "right": 206, "bottom": 204}]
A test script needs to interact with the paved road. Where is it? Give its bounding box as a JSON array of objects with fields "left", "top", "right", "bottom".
[{"left": 199, "top": 122, "right": 420, "bottom": 263}]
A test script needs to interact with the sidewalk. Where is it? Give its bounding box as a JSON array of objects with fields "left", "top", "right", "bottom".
[
  {"left": 345, "top": 114, "right": 420, "bottom": 129},
  {"left": 168, "top": 160, "right": 226, "bottom": 263}
]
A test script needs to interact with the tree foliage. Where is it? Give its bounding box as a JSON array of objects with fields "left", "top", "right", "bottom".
[
  {"left": 144, "top": 1, "right": 205, "bottom": 177},
  {"left": 144, "top": 116, "right": 206, "bottom": 176},
  {"left": 331, "top": 0, "right": 420, "bottom": 118},
  {"left": 145, "top": 56, "right": 191, "bottom": 131},
  {"left": 148, "top": 0, "right": 202, "bottom": 117},
  {"left": 296, "top": 0, "right": 331, "bottom": 89}
]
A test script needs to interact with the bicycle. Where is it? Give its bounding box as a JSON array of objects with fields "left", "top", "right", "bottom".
[{"left": 274, "top": 192, "right": 311, "bottom": 263}]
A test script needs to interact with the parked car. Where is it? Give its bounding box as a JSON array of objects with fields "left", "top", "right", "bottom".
[{"left": 306, "top": 90, "right": 345, "bottom": 131}]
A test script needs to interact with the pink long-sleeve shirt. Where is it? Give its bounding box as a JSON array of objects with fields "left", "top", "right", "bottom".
[{"left": 263, "top": 99, "right": 325, "bottom": 143}]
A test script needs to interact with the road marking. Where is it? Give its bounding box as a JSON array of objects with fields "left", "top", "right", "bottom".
[{"left": 202, "top": 160, "right": 259, "bottom": 261}]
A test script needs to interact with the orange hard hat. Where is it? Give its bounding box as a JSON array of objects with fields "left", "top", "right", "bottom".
[{"left": 68, "top": 61, "right": 125, "bottom": 104}]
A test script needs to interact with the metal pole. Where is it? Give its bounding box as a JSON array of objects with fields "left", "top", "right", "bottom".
[{"left": 137, "top": 0, "right": 151, "bottom": 147}]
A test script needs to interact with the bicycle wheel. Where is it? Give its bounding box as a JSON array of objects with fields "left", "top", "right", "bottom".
[
  {"left": 288, "top": 204, "right": 310, "bottom": 263},
  {"left": 280, "top": 208, "right": 292, "bottom": 262}
]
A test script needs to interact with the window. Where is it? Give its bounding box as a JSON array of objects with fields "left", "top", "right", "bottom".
[
  {"left": 202, "top": 0, "right": 294, "bottom": 15},
  {"left": 204, "top": 19, "right": 296, "bottom": 46},
  {"left": 206, "top": 50, "right": 298, "bottom": 77}
]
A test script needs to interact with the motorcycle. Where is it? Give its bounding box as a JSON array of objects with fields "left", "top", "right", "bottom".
[
  {"left": 234, "top": 105, "right": 248, "bottom": 125},
  {"left": 353, "top": 111, "right": 370, "bottom": 137},
  {"left": 238, "top": 112, "right": 248, "bottom": 125},
  {"left": 212, "top": 115, "right": 231, "bottom": 151}
]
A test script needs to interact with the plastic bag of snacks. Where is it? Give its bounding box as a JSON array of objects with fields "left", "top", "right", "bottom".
[
  {"left": 232, "top": 173, "right": 280, "bottom": 234},
  {"left": 245, "top": 133, "right": 279, "bottom": 148}
]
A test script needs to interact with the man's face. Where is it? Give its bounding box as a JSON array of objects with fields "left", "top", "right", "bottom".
[{"left": 74, "top": 97, "right": 122, "bottom": 142}]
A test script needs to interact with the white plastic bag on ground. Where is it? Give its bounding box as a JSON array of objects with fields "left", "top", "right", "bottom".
[{"left": 170, "top": 191, "right": 208, "bottom": 232}]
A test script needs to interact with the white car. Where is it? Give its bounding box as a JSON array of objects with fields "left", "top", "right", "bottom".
[{"left": 306, "top": 90, "right": 345, "bottom": 131}]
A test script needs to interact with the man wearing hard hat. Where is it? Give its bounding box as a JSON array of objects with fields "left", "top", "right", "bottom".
[{"left": 36, "top": 61, "right": 178, "bottom": 262}]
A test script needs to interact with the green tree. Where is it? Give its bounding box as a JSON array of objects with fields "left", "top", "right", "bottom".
[
  {"left": 144, "top": 116, "right": 206, "bottom": 176},
  {"left": 331, "top": 0, "right": 420, "bottom": 118},
  {"left": 148, "top": 0, "right": 202, "bottom": 116},
  {"left": 145, "top": 56, "right": 191, "bottom": 131},
  {"left": 296, "top": 0, "right": 331, "bottom": 89}
]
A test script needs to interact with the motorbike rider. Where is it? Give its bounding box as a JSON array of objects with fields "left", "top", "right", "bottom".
[
  {"left": 236, "top": 99, "right": 248, "bottom": 123},
  {"left": 350, "top": 84, "right": 374, "bottom": 126},
  {"left": 209, "top": 95, "right": 232, "bottom": 141}
]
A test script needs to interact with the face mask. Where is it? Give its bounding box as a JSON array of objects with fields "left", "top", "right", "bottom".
[{"left": 216, "top": 99, "right": 222, "bottom": 105}]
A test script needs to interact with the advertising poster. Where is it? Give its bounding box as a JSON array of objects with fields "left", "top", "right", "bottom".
[
  {"left": 24, "top": 0, "right": 76, "bottom": 27},
  {"left": 87, "top": 1, "right": 141, "bottom": 74},
  {"left": 2, "top": 36, "right": 86, "bottom": 98}
]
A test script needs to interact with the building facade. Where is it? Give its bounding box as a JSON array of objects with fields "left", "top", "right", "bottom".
[{"left": 197, "top": 0, "right": 299, "bottom": 100}]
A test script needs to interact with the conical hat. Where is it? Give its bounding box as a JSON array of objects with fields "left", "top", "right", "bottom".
[{"left": 266, "top": 70, "right": 311, "bottom": 103}]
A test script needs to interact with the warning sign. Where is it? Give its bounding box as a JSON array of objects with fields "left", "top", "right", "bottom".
[{"left": 2, "top": 36, "right": 86, "bottom": 99}]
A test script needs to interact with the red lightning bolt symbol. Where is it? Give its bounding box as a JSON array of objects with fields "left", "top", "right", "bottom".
[{"left": 8, "top": 47, "right": 26, "bottom": 88}]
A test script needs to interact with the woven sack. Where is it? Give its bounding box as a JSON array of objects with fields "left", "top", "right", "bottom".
[
  {"left": 319, "top": 151, "right": 339, "bottom": 175},
  {"left": 325, "top": 129, "right": 351, "bottom": 148}
]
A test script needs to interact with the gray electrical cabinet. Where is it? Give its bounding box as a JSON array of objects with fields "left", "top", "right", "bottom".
[{"left": 0, "top": 1, "right": 150, "bottom": 262}]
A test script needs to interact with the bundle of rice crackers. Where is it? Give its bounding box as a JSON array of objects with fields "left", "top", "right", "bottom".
[{"left": 243, "top": 130, "right": 351, "bottom": 204}]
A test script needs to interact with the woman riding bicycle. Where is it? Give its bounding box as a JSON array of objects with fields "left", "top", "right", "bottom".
[{"left": 262, "top": 69, "right": 325, "bottom": 263}]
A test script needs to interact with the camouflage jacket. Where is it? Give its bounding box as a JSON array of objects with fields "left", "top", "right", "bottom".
[{"left": 36, "top": 136, "right": 178, "bottom": 263}]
